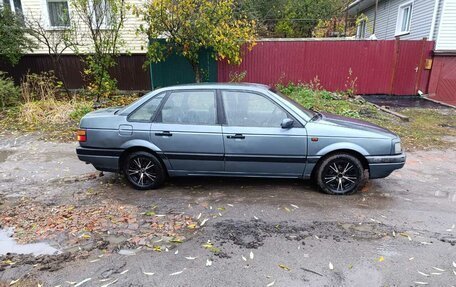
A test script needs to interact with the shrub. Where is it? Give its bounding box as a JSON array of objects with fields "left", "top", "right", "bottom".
[
  {"left": 20, "top": 71, "right": 62, "bottom": 103},
  {"left": 0, "top": 72, "right": 20, "bottom": 109}
]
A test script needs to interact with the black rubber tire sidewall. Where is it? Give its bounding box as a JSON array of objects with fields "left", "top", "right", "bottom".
[
  {"left": 316, "top": 153, "right": 366, "bottom": 195},
  {"left": 123, "top": 151, "right": 165, "bottom": 190}
]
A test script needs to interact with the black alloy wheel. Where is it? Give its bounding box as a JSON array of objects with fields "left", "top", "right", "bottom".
[
  {"left": 123, "top": 151, "right": 165, "bottom": 190},
  {"left": 316, "top": 153, "right": 366, "bottom": 195}
]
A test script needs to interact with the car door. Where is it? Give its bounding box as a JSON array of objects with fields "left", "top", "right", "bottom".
[
  {"left": 221, "top": 90, "right": 307, "bottom": 177},
  {"left": 150, "top": 89, "right": 224, "bottom": 173}
]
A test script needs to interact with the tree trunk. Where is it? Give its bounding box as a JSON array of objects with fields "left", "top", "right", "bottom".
[{"left": 189, "top": 60, "right": 202, "bottom": 83}]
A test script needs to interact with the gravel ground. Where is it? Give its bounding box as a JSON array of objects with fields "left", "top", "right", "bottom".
[{"left": 0, "top": 134, "right": 455, "bottom": 287}]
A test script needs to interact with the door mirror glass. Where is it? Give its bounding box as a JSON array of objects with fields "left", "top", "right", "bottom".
[{"left": 281, "top": 118, "right": 294, "bottom": 129}]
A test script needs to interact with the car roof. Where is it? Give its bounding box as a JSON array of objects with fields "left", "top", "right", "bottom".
[{"left": 158, "top": 82, "right": 271, "bottom": 92}]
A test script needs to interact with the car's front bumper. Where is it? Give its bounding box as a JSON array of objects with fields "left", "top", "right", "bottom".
[
  {"left": 366, "top": 153, "right": 406, "bottom": 179},
  {"left": 76, "top": 147, "right": 122, "bottom": 172}
]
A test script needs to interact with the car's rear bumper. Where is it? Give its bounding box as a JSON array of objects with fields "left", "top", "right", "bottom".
[
  {"left": 366, "top": 153, "right": 406, "bottom": 179},
  {"left": 76, "top": 147, "right": 122, "bottom": 172}
]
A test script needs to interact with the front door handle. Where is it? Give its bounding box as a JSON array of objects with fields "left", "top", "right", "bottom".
[
  {"left": 227, "top": 133, "right": 245, "bottom": 139},
  {"left": 155, "top": 131, "right": 173, "bottom": 137}
]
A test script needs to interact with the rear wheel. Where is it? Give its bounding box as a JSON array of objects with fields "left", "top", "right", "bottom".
[
  {"left": 316, "top": 153, "right": 366, "bottom": 195},
  {"left": 123, "top": 151, "right": 165, "bottom": 190}
]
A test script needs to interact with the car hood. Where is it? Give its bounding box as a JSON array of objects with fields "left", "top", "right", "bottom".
[{"left": 317, "top": 112, "right": 398, "bottom": 139}]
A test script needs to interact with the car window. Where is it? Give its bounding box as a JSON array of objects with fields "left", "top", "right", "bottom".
[
  {"left": 222, "top": 91, "right": 287, "bottom": 127},
  {"left": 129, "top": 93, "right": 165, "bottom": 122},
  {"left": 161, "top": 91, "right": 216, "bottom": 125}
]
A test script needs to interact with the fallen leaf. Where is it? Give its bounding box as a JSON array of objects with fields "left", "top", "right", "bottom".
[
  {"left": 201, "top": 218, "right": 209, "bottom": 226},
  {"left": 9, "top": 279, "right": 20, "bottom": 286},
  {"left": 65, "top": 282, "right": 77, "bottom": 285},
  {"left": 242, "top": 255, "right": 247, "bottom": 261},
  {"left": 120, "top": 269, "right": 129, "bottom": 275},
  {"left": 377, "top": 256, "right": 384, "bottom": 262},
  {"left": 431, "top": 272, "right": 442, "bottom": 275},
  {"left": 432, "top": 267, "right": 445, "bottom": 272},
  {"left": 206, "top": 259, "right": 212, "bottom": 266},
  {"left": 143, "top": 272, "right": 155, "bottom": 276},
  {"left": 329, "top": 262, "right": 334, "bottom": 270},
  {"left": 175, "top": 250, "right": 179, "bottom": 255},
  {"left": 414, "top": 282, "right": 428, "bottom": 285},
  {"left": 170, "top": 239, "right": 183, "bottom": 243},
  {"left": 170, "top": 269, "right": 185, "bottom": 276},
  {"left": 227, "top": 204, "right": 234, "bottom": 207},
  {"left": 250, "top": 251, "right": 254, "bottom": 260},
  {"left": 266, "top": 280, "right": 275, "bottom": 287},
  {"left": 392, "top": 230, "right": 396, "bottom": 237},
  {"left": 81, "top": 234, "right": 91, "bottom": 239},
  {"left": 89, "top": 259, "right": 100, "bottom": 263},
  {"left": 253, "top": 216, "right": 259, "bottom": 220},
  {"left": 185, "top": 256, "right": 197, "bottom": 260},
  {"left": 284, "top": 207, "right": 291, "bottom": 212},
  {"left": 74, "top": 278, "right": 92, "bottom": 287},
  {"left": 279, "top": 264, "right": 291, "bottom": 271},
  {"left": 187, "top": 224, "right": 197, "bottom": 229},
  {"left": 100, "top": 279, "right": 118, "bottom": 287},
  {"left": 290, "top": 204, "right": 299, "bottom": 209},
  {"left": 453, "top": 269, "right": 456, "bottom": 276},
  {"left": 453, "top": 261, "right": 456, "bottom": 268},
  {"left": 409, "top": 257, "right": 415, "bottom": 261},
  {"left": 197, "top": 213, "right": 202, "bottom": 220},
  {"left": 417, "top": 271, "right": 430, "bottom": 277},
  {"left": 153, "top": 245, "right": 161, "bottom": 252}
]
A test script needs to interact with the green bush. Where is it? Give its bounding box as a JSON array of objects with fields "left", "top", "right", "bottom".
[{"left": 0, "top": 72, "right": 20, "bottom": 109}]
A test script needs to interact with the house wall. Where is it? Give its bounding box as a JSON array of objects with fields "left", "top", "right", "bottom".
[
  {"left": 361, "top": 0, "right": 438, "bottom": 40},
  {"left": 21, "top": 0, "right": 148, "bottom": 54},
  {"left": 435, "top": 0, "right": 456, "bottom": 51}
]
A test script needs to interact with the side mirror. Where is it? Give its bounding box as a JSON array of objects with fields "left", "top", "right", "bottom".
[{"left": 281, "top": 118, "right": 294, "bottom": 129}]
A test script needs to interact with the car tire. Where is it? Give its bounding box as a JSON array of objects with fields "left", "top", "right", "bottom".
[
  {"left": 316, "top": 153, "right": 366, "bottom": 195},
  {"left": 123, "top": 151, "right": 165, "bottom": 190}
]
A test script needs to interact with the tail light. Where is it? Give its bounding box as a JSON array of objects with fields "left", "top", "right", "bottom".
[{"left": 77, "top": 129, "right": 87, "bottom": 142}]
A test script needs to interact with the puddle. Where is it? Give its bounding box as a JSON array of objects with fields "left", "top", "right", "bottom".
[
  {"left": 363, "top": 95, "right": 447, "bottom": 109},
  {"left": 0, "top": 150, "right": 15, "bottom": 163},
  {"left": 0, "top": 228, "right": 60, "bottom": 256}
]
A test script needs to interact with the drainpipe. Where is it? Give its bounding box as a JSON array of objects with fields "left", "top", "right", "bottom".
[
  {"left": 429, "top": 0, "right": 440, "bottom": 40},
  {"left": 372, "top": 0, "right": 379, "bottom": 35}
]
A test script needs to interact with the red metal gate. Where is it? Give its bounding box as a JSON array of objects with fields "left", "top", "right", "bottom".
[
  {"left": 428, "top": 55, "right": 456, "bottom": 106},
  {"left": 218, "top": 39, "right": 434, "bottom": 95}
]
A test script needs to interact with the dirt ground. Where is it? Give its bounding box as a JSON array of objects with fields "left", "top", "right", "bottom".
[{"left": 0, "top": 133, "right": 455, "bottom": 287}]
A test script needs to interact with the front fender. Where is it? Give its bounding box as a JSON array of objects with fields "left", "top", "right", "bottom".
[{"left": 315, "top": 142, "right": 369, "bottom": 156}]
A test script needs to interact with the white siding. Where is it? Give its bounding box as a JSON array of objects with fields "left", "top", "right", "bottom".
[
  {"left": 359, "top": 0, "right": 437, "bottom": 40},
  {"left": 21, "top": 0, "right": 148, "bottom": 54},
  {"left": 436, "top": 0, "right": 456, "bottom": 50}
]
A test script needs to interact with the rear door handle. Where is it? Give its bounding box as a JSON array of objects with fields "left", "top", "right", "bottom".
[
  {"left": 155, "top": 131, "right": 173, "bottom": 137},
  {"left": 227, "top": 133, "right": 245, "bottom": 139}
]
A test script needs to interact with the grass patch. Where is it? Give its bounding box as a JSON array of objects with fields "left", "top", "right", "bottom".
[
  {"left": 0, "top": 95, "right": 139, "bottom": 141},
  {"left": 280, "top": 84, "right": 456, "bottom": 151}
]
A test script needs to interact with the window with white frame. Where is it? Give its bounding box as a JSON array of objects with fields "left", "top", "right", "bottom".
[
  {"left": 46, "top": 0, "right": 70, "bottom": 27},
  {"left": 356, "top": 20, "right": 366, "bottom": 38},
  {"left": 2, "top": 0, "right": 23, "bottom": 15},
  {"left": 91, "top": 0, "right": 112, "bottom": 29},
  {"left": 396, "top": 1, "right": 413, "bottom": 35}
]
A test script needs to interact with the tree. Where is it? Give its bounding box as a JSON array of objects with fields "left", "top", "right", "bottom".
[
  {"left": 71, "top": 0, "right": 126, "bottom": 101},
  {"left": 238, "top": 0, "right": 346, "bottom": 38},
  {"left": 133, "top": 0, "right": 257, "bottom": 83},
  {"left": 0, "top": 7, "right": 35, "bottom": 65},
  {"left": 25, "top": 14, "right": 81, "bottom": 93}
]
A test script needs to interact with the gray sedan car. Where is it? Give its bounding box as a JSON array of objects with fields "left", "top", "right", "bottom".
[{"left": 76, "top": 83, "right": 405, "bottom": 195}]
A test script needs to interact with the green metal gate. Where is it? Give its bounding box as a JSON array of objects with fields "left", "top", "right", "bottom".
[{"left": 150, "top": 43, "right": 217, "bottom": 89}]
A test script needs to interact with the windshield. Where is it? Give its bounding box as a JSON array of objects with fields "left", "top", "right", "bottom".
[{"left": 269, "top": 88, "right": 316, "bottom": 118}]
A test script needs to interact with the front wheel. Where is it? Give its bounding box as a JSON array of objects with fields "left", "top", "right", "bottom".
[
  {"left": 123, "top": 151, "right": 165, "bottom": 190},
  {"left": 316, "top": 153, "right": 366, "bottom": 195}
]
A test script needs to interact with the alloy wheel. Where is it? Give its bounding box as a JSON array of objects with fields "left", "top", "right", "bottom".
[
  {"left": 127, "top": 156, "right": 158, "bottom": 187},
  {"left": 322, "top": 159, "right": 361, "bottom": 194}
]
